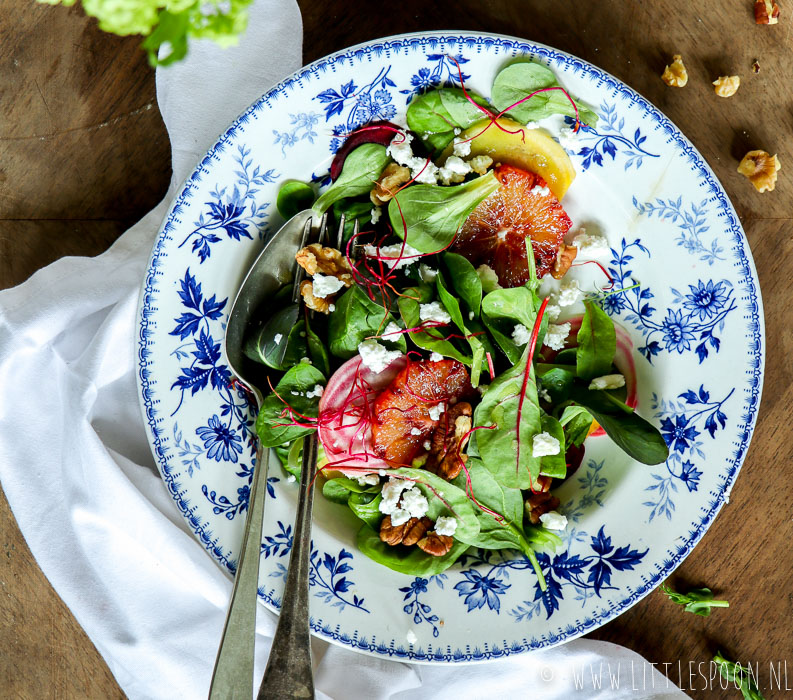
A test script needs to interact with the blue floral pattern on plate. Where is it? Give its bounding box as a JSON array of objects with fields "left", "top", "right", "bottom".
[{"left": 136, "top": 33, "right": 764, "bottom": 662}]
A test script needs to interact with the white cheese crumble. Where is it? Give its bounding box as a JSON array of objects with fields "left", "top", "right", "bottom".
[
  {"left": 370, "top": 206, "right": 382, "bottom": 225},
  {"left": 511, "top": 323, "right": 531, "bottom": 346},
  {"left": 419, "top": 301, "right": 451, "bottom": 325},
  {"left": 382, "top": 321, "right": 402, "bottom": 343},
  {"left": 356, "top": 473, "right": 380, "bottom": 486},
  {"left": 572, "top": 229, "right": 610, "bottom": 256},
  {"left": 401, "top": 487, "right": 429, "bottom": 518},
  {"left": 476, "top": 264, "right": 502, "bottom": 292},
  {"left": 358, "top": 339, "right": 402, "bottom": 374},
  {"left": 428, "top": 402, "right": 445, "bottom": 421},
  {"left": 539, "top": 511, "right": 569, "bottom": 531},
  {"left": 363, "top": 242, "right": 423, "bottom": 270},
  {"left": 273, "top": 333, "right": 283, "bottom": 344},
  {"left": 379, "top": 477, "right": 410, "bottom": 515},
  {"left": 305, "top": 384, "right": 324, "bottom": 399},
  {"left": 434, "top": 515, "right": 458, "bottom": 537},
  {"left": 557, "top": 279, "right": 583, "bottom": 307},
  {"left": 406, "top": 629, "right": 418, "bottom": 645},
  {"left": 311, "top": 273, "right": 345, "bottom": 298},
  {"left": 439, "top": 155, "right": 471, "bottom": 185},
  {"left": 410, "top": 427, "right": 422, "bottom": 436},
  {"left": 525, "top": 121, "right": 540, "bottom": 130},
  {"left": 286, "top": 474, "right": 296, "bottom": 483},
  {"left": 423, "top": 440, "right": 432, "bottom": 451},
  {"left": 588, "top": 373, "right": 626, "bottom": 391},
  {"left": 558, "top": 126, "right": 579, "bottom": 151},
  {"left": 532, "top": 431, "right": 561, "bottom": 457},
  {"left": 328, "top": 304, "right": 336, "bottom": 312},
  {"left": 452, "top": 137, "right": 472, "bottom": 158},
  {"left": 429, "top": 351, "right": 443, "bottom": 362},
  {"left": 530, "top": 184, "right": 551, "bottom": 197},
  {"left": 543, "top": 322, "right": 571, "bottom": 351},
  {"left": 390, "top": 509, "right": 411, "bottom": 526},
  {"left": 419, "top": 264, "right": 438, "bottom": 283},
  {"left": 539, "top": 388, "right": 552, "bottom": 402},
  {"left": 386, "top": 131, "right": 440, "bottom": 184},
  {"left": 545, "top": 303, "right": 561, "bottom": 322}
]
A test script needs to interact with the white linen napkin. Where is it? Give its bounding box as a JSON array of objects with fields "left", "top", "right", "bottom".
[{"left": 0, "top": 4, "right": 687, "bottom": 698}]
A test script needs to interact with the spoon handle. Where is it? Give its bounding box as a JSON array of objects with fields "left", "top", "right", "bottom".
[
  {"left": 208, "top": 442, "right": 269, "bottom": 700},
  {"left": 258, "top": 434, "right": 318, "bottom": 700}
]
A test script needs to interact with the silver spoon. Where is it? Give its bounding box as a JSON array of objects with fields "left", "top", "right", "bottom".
[{"left": 209, "top": 209, "right": 314, "bottom": 700}]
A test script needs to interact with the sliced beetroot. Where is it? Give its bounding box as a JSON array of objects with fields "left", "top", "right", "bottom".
[{"left": 330, "top": 121, "right": 427, "bottom": 181}]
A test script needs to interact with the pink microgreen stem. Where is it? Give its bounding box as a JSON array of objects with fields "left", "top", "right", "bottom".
[
  {"left": 571, "top": 259, "right": 615, "bottom": 290},
  {"left": 485, "top": 351, "right": 495, "bottom": 380}
]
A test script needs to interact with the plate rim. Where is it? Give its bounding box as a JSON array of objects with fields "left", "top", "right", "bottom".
[{"left": 135, "top": 29, "right": 765, "bottom": 663}]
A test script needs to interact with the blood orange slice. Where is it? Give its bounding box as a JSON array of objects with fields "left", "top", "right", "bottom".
[
  {"left": 453, "top": 164, "right": 573, "bottom": 287},
  {"left": 371, "top": 359, "right": 473, "bottom": 467}
]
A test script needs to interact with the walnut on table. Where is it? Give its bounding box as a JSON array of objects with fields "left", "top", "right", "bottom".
[
  {"left": 737, "top": 150, "right": 781, "bottom": 192},
  {"left": 425, "top": 402, "right": 473, "bottom": 480},
  {"left": 661, "top": 55, "right": 688, "bottom": 87},
  {"left": 370, "top": 162, "right": 412, "bottom": 206},
  {"left": 712, "top": 76, "right": 741, "bottom": 97},
  {"left": 754, "top": 0, "right": 780, "bottom": 24}
]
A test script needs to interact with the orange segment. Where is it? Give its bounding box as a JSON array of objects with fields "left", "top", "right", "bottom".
[{"left": 452, "top": 165, "right": 573, "bottom": 287}]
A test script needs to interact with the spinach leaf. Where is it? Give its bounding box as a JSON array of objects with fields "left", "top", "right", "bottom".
[
  {"left": 570, "top": 386, "right": 669, "bottom": 464},
  {"left": 406, "top": 88, "right": 491, "bottom": 154},
  {"left": 328, "top": 285, "right": 405, "bottom": 359},
  {"left": 554, "top": 348, "right": 578, "bottom": 365},
  {"left": 436, "top": 271, "right": 485, "bottom": 386},
  {"left": 255, "top": 363, "right": 325, "bottom": 448},
  {"left": 398, "top": 285, "right": 472, "bottom": 364},
  {"left": 305, "top": 318, "right": 330, "bottom": 377},
  {"left": 539, "top": 413, "right": 567, "bottom": 478},
  {"left": 357, "top": 524, "right": 470, "bottom": 576},
  {"left": 347, "top": 491, "right": 383, "bottom": 529},
  {"left": 244, "top": 303, "right": 306, "bottom": 370},
  {"left": 388, "top": 171, "right": 500, "bottom": 253},
  {"left": 276, "top": 180, "right": 315, "bottom": 219},
  {"left": 482, "top": 286, "right": 536, "bottom": 328},
  {"left": 322, "top": 476, "right": 379, "bottom": 502},
  {"left": 491, "top": 62, "right": 598, "bottom": 127},
  {"left": 537, "top": 366, "right": 575, "bottom": 404},
  {"left": 576, "top": 300, "right": 616, "bottom": 381},
  {"left": 481, "top": 311, "right": 522, "bottom": 364},
  {"left": 473, "top": 344, "right": 543, "bottom": 489},
  {"left": 313, "top": 144, "right": 390, "bottom": 214},
  {"left": 558, "top": 404, "right": 594, "bottom": 448},
  {"left": 442, "top": 252, "right": 482, "bottom": 317}
]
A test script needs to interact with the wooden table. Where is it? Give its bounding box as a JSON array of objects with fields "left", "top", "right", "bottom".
[{"left": 2, "top": 1, "right": 791, "bottom": 697}]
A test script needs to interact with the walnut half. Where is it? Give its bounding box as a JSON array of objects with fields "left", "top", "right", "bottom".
[
  {"left": 379, "top": 515, "right": 433, "bottom": 546},
  {"left": 299, "top": 280, "right": 332, "bottom": 314},
  {"left": 295, "top": 243, "right": 353, "bottom": 285},
  {"left": 525, "top": 490, "right": 561, "bottom": 525},
  {"left": 551, "top": 244, "right": 578, "bottom": 279},
  {"left": 737, "top": 150, "right": 781, "bottom": 192},
  {"left": 713, "top": 76, "right": 740, "bottom": 98},
  {"left": 370, "top": 162, "right": 411, "bottom": 206},
  {"left": 754, "top": 0, "right": 780, "bottom": 24},
  {"left": 425, "top": 402, "right": 472, "bottom": 480},
  {"left": 417, "top": 531, "right": 454, "bottom": 556},
  {"left": 661, "top": 55, "right": 688, "bottom": 87}
]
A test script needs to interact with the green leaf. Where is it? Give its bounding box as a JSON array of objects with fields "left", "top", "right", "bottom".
[
  {"left": 569, "top": 386, "right": 669, "bottom": 465},
  {"left": 481, "top": 311, "right": 522, "bottom": 364},
  {"left": 538, "top": 413, "right": 567, "bottom": 478},
  {"left": 255, "top": 363, "right": 325, "bottom": 448},
  {"left": 328, "top": 285, "right": 405, "bottom": 359},
  {"left": 442, "top": 252, "right": 483, "bottom": 317},
  {"left": 276, "top": 180, "right": 314, "bottom": 219},
  {"left": 474, "top": 344, "right": 543, "bottom": 488},
  {"left": 388, "top": 172, "right": 500, "bottom": 253},
  {"left": 406, "top": 88, "right": 491, "bottom": 154},
  {"left": 313, "top": 144, "right": 389, "bottom": 214},
  {"left": 398, "top": 286, "right": 472, "bottom": 364},
  {"left": 436, "top": 271, "right": 485, "bottom": 386},
  {"left": 347, "top": 491, "right": 384, "bottom": 529},
  {"left": 491, "top": 62, "right": 598, "bottom": 127},
  {"left": 576, "top": 300, "right": 616, "bottom": 381},
  {"left": 243, "top": 304, "right": 306, "bottom": 370},
  {"left": 482, "top": 286, "right": 537, "bottom": 329},
  {"left": 713, "top": 652, "right": 765, "bottom": 700},
  {"left": 305, "top": 318, "right": 330, "bottom": 377},
  {"left": 357, "top": 524, "right": 470, "bottom": 576},
  {"left": 537, "top": 366, "right": 575, "bottom": 405},
  {"left": 661, "top": 584, "right": 729, "bottom": 617},
  {"left": 558, "top": 404, "right": 594, "bottom": 448}
]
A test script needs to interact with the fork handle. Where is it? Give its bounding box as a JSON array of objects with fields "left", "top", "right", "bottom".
[
  {"left": 208, "top": 443, "right": 269, "bottom": 700},
  {"left": 258, "top": 434, "right": 318, "bottom": 700}
]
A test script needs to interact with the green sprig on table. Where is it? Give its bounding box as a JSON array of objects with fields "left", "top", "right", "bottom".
[
  {"left": 713, "top": 652, "right": 766, "bottom": 700},
  {"left": 661, "top": 583, "right": 729, "bottom": 617},
  {"left": 36, "top": 0, "right": 253, "bottom": 66}
]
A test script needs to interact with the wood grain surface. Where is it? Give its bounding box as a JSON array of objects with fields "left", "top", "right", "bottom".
[{"left": 1, "top": 0, "right": 791, "bottom": 698}]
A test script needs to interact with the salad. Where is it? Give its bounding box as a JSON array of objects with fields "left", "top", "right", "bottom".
[{"left": 250, "top": 59, "right": 669, "bottom": 587}]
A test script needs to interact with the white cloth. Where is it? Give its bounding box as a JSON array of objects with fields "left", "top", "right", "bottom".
[{"left": 0, "top": 4, "right": 687, "bottom": 698}]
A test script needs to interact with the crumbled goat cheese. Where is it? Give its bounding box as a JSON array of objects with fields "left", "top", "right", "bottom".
[
  {"left": 428, "top": 402, "right": 445, "bottom": 421},
  {"left": 543, "top": 322, "right": 571, "bottom": 351},
  {"left": 419, "top": 264, "right": 438, "bottom": 283},
  {"left": 371, "top": 206, "right": 382, "bottom": 224},
  {"left": 390, "top": 508, "right": 411, "bottom": 526},
  {"left": 434, "top": 515, "right": 458, "bottom": 536},
  {"left": 453, "top": 127, "right": 461, "bottom": 135},
  {"left": 452, "top": 137, "right": 472, "bottom": 157},
  {"left": 378, "top": 470, "right": 387, "bottom": 476},
  {"left": 356, "top": 473, "right": 381, "bottom": 486},
  {"left": 545, "top": 303, "right": 561, "bottom": 322},
  {"left": 539, "top": 388, "right": 552, "bottom": 402},
  {"left": 273, "top": 333, "right": 283, "bottom": 344},
  {"left": 429, "top": 351, "right": 443, "bottom": 362},
  {"left": 530, "top": 184, "right": 551, "bottom": 197},
  {"left": 558, "top": 126, "right": 579, "bottom": 150},
  {"left": 572, "top": 229, "right": 610, "bottom": 256},
  {"left": 406, "top": 629, "right": 418, "bottom": 645},
  {"left": 476, "top": 264, "right": 502, "bottom": 292},
  {"left": 328, "top": 304, "right": 336, "bottom": 312},
  {"left": 468, "top": 311, "right": 474, "bottom": 320},
  {"left": 410, "top": 427, "right": 422, "bottom": 436},
  {"left": 305, "top": 384, "right": 324, "bottom": 399},
  {"left": 419, "top": 301, "right": 451, "bottom": 324},
  {"left": 311, "top": 273, "right": 345, "bottom": 298},
  {"left": 382, "top": 321, "right": 402, "bottom": 342},
  {"left": 588, "top": 374, "right": 626, "bottom": 391},
  {"left": 438, "top": 156, "right": 472, "bottom": 185},
  {"left": 412, "top": 160, "right": 439, "bottom": 184},
  {"left": 358, "top": 339, "right": 402, "bottom": 374},
  {"left": 386, "top": 132, "right": 441, "bottom": 184},
  {"left": 468, "top": 154, "right": 494, "bottom": 175},
  {"left": 286, "top": 474, "right": 296, "bottom": 483},
  {"left": 401, "top": 487, "right": 429, "bottom": 518},
  {"left": 423, "top": 440, "right": 432, "bottom": 451},
  {"left": 525, "top": 121, "right": 540, "bottom": 130},
  {"left": 363, "top": 242, "right": 423, "bottom": 270},
  {"left": 539, "top": 511, "right": 569, "bottom": 531},
  {"left": 557, "top": 279, "right": 582, "bottom": 307},
  {"left": 379, "top": 478, "right": 410, "bottom": 514},
  {"left": 512, "top": 323, "right": 531, "bottom": 346},
  {"left": 532, "top": 431, "right": 561, "bottom": 457}
]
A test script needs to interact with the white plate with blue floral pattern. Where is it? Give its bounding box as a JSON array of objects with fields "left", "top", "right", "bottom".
[{"left": 136, "top": 32, "right": 764, "bottom": 662}]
